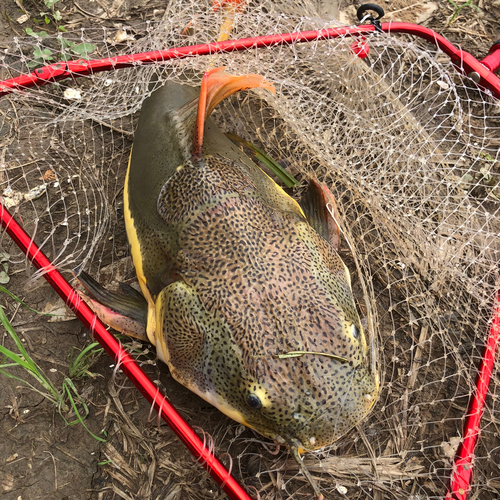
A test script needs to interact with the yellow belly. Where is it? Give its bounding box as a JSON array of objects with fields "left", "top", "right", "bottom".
[{"left": 123, "top": 146, "right": 158, "bottom": 346}]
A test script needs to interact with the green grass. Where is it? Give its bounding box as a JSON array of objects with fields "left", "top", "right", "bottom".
[
  {"left": 0, "top": 305, "right": 61, "bottom": 405},
  {"left": 69, "top": 342, "right": 104, "bottom": 379},
  {"left": 0, "top": 293, "right": 106, "bottom": 441},
  {"left": 22, "top": 0, "right": 97, "bottom": 69},
  {"left": 446, "top": 0, "right": 480, "bottom": 24}
]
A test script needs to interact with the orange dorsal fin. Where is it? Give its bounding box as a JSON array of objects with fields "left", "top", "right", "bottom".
[
  {"left": 212, "top": 0, "right": 247, "bottom": 41},
  {"left": 192, "top": 67, "right": 275, "bottom": 159}
]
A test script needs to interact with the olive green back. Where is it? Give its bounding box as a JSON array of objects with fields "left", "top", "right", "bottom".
[{"left": 128, "top": 80, "right": 304, "bottom": 299}]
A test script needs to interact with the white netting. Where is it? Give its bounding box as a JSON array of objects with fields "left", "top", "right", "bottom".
[{"left": 1, "top": 0, "right": 499, "bottom": 498}]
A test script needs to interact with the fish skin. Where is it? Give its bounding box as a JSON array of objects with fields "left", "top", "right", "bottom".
[{"left": 124, "top": 79, "right": 379, "bottom": 451}]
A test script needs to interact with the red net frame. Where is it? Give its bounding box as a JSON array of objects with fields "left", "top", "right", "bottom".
[{"left": 0, "top": 22, "right": 499, "bottom": 500}]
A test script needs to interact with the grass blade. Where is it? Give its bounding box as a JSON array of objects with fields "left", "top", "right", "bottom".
[
  {"left": 0, "top": 306, "right": 35, "bottom": 366},
  {"left": 62, "top": 378, "right": 106, "bottom": 442},
  {"left": 0, "top": 297, "right": 104, "bottom": 442},
  {"left": 68, "top": 342, "right": 103, "bottom": 379},
  {"left": 226, "top": 133, "right": 300, "bottom": 188},
  {"left": 0, "top": 304, "right": 60, "bottom": 402},
  {"left": 0, "top": 344, "right": 31, "bottom": 369},
  {"left": 0, "top": 285, "right": 58, "bottom": 316}
]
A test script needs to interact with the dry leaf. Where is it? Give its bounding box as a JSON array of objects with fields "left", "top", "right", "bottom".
[
  {"left": 43, "top": 169, "right": 56, "bottom": 181},
  {"left": 43, "top": 297, "right": 76, "bottom": 322},
  {"left": 416, "top": 2, "right": 438, "bottom": 24}
]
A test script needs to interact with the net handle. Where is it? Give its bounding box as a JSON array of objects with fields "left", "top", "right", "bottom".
[
  {"left": 0, "top": 203, "right": 254, "bottom": 500},
  {"left": 0, "top": 22, "right": 499, "bottom": 98},
  {"left": 445, "top": 294, "right": 500, "bottom": 500},
  {"left": 481, "top": 40, "right": 500, "bottom": 73}
]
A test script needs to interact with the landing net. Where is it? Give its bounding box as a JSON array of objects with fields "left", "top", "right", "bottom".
[{"left": 0, "top": 1, "right": 499, "bottom": 498}]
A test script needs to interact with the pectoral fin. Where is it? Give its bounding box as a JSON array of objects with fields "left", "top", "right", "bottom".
[
  {"left": 155, "top": 281, "right": 251, "bottom": 427},
  {"left": 300, "top": 179, "right": 342, "bottom": 251},
  {"left": 74, "top": 270, "right": 148, "bottom": 341}
]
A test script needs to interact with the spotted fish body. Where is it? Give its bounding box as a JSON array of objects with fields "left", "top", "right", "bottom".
[{"left": 123, "top": 79, "right": 378, "bottom": 452}]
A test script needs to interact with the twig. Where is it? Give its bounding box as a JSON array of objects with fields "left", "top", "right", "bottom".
[
  {"left": 92, "top": 118, "right": 134, "bottom": 137},
  {"left": 445, "top": 27, "right": 491, "bottom": 38},
  {"left": 407, "top": 325, "right": 429, "bottom": 391},
  {"left": 73, "top": 1, "right": 106, "bottom": 19},
  {"left": 387, "top": 3, "right": 423, "bottom": 16},
  {"left": 3, "top": 11, "right": 22, "bottom": 37},
  {"left": 8, "top": 299, "right": 23, "bottom": 325},
  {"left": 13, "top": 0, "right": 29, "bottom": 16},
  {"left": 44, "top": 451, "right": 58, "bottom": 491},
  {"left": 53, "top": 445, "right": 88, "bottom": 467},
  {"left": 31, "top": 352, "right": 69, "bottom": 368},
  {"left": 357, "top": 425, "right": 380, "bottom": 481}
]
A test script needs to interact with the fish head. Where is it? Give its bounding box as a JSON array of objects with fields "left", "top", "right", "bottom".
[
  {"left": 222, "top": 319, "right": 378, "bottom": 452},
  {"left": 237, "top": 350, "right": 379, "bottom": 452}
]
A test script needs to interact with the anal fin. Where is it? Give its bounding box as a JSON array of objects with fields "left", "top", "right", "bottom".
[{"left": 74, "top": 270, "right": 148, "bottom": 342}]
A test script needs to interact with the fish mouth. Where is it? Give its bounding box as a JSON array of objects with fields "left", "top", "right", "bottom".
[{"left": 280, "top": 365, "right": 379, "bottom": 453}]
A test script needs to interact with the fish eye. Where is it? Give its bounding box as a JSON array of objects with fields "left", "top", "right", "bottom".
[
  {"left": 350, "top": 324, "right": 360, "bottom": 340},
  {"left": 246, "top": 393, "right": 262, "bottom": 409}
]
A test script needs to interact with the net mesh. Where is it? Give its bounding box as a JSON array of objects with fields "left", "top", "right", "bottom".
[{"left": 1, "top": 0, "right": 499, "bottom": 498}]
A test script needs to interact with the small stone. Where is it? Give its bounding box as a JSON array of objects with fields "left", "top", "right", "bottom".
[
  {"left": 441, "top": 436, "right": 461, "bottom": 458},
  {"left": 337, "top": 485, "right": 348, "bottom": 495},
  {"left": 114, "top": 29, "right": 134, "bottom": 43},
  {"left": 63, "top": 88, "right": 82, "bottom": 100},
  {"left": 16, "top": 14, "right": 29, "bottom": 24}
]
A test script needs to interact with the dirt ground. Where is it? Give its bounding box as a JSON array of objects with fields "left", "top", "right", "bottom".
[{"left": 0, "top": 1, "right": 499, "bottom": 500}]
